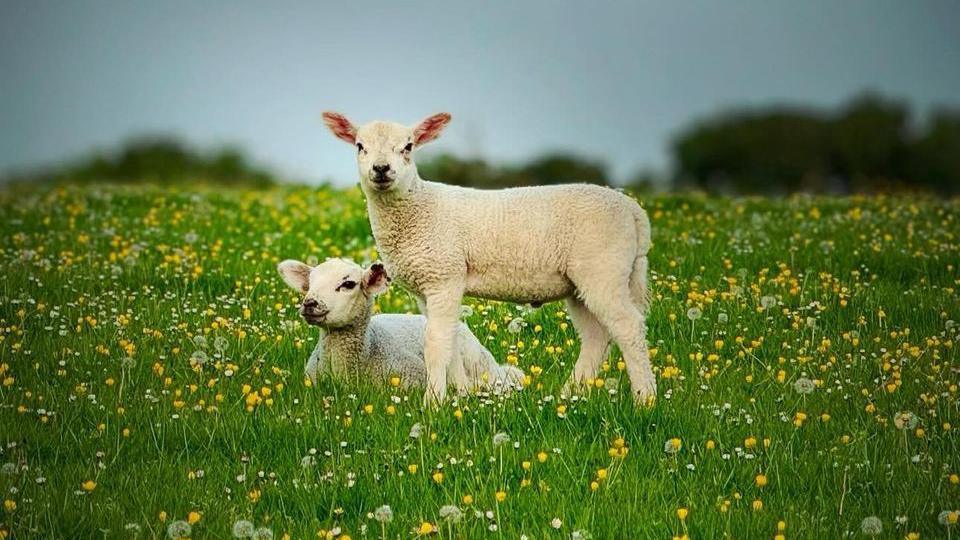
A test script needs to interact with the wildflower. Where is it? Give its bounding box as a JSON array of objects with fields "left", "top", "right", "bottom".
[
  {"left": 417, "top": 521, "right": 435, "bottom": 535},
  {"left": 752, "top": 499, "right": 763, "bottom": 511},
  {"left": 187, "top": 511, "right": 202, "bottom": 524},
  {"left": 492, "top": 432, "right": 511, "bottom": 447},
  {"left": 755, "top": 474, "right": 768, "bottom": 488},
  {"left": 664, "top": 438, "right": 682, "bottom": 454},
  {"left": 233, "top": 520, "right": 256, "bottom": 538},
  {"left": 676, "top": 507, "right": 688, "bottom": 521},
  {"left": 82, "top": 480, "right": 96, "bottom": 492},
  {"left": 373, "top": 505, "right": 394, "bottom": 523},
  {"left": 793, "top": 377, "right": 815, "bottom": 394},
  {"left": 3, "top": 500, "right": 15, "bottom": 512},
  {"left": 462, "top": 494, "right": 474, "bottom": 505},
  {"left": 760, "top": 296, "right": 777, "bottom": 309},
  {"left": 939, "top": 510, "right": 958, "bottom": 526},
  {"left": 894, "top": 411, "right": 919, "bottom": 430},
  {"left": 167, "top": 520, "right": 192, "bottom": 539},
  {"left": 252, "top": 528, "right": 273, "bottom": 540},
  {"left": 860, "top": 516, "right": 882, "bottom": 536},
  {"left": 439, "top": 505, "right": 463, "bottom": 522},
  {"left": 495, "top": 490, "right": 507, "bottom": 502},
  {"left": 409, "top": 423, "right": 423, "bottom": 439},
  {"left": 686, "top": 307, "right": 702, "bottom": 321},
  {"left": 507, "top": 318, "right": 524, "bottom": 334},
  {"left": 571, "top": 530, "right": 592, "bottom": 540},
  {"left": 551, "top": 518, "right": 563, "bottom": 529}
]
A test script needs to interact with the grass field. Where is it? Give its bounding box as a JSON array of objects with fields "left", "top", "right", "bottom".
[{"left": 1, "top": 183, "right": 958, "bottom": 539}]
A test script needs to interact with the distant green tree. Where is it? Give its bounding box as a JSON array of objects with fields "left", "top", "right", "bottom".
[
  {"left": 909, "top": 109, "right": 960, "bottom": 194},
  {"left": 7, "top": 135, "right": 276, "bottom": 187},
  {"left": 418, "top": 152, "right": 608, "bottom": 189},
  {"left": 671, "top": 93, "right": 960, "bottom": 195}
]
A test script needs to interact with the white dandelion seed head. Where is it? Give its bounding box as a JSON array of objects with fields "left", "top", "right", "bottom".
[
  {"left": 232, "top": 519, "right": 255, "bottom": 538},
  {"left": 507, "top": 317, "right": 524, "bottom": 334},
  {"left": 184, "top": 231, "right": 199, "bottom": 244},
  {"left": 572, "top": 529, "right": 592, "bottom": 540},
  {"left": 439, "top": 505, "right": 464, "bottom": 522},
  {"left": 793, "top": 377, "right": 815, "bottom": 394},
  {"left": 664, "top": 439, "right": 681, "bottom": 454},
  {"left": 1, "top": 463, "right": 17, "bottom": 475},
  {"left": 551, "top": 517, "right": 563, "bottom": 529},
  {"left": 251, "top": 527, "right": 274, "bottom": 540},
  {"left": 492, "top": 432, "right": 511, "bottom": 447},
  {"left": 938, "top": 510, "right": 957, "bottom": 526},
  {"left": 460, "top": 305, "right": 474, "bottom": 318},
  {"left": 373, "top": 504, "right": 394, "bottom": 523},
  {"left": 166, "top": 520, "right": 192, "bottom": 539},
  {"left": 893, "top": 411, "right": 918, "bottom": 430},
  {"left": 409, "top": 423, "right": 423, "bottom": 439},
  {"left": 193, "top": 335, "right": 207, "bottom": 348},
  {"left": 686, "top": 307, "right": 702, "bottom": 321},
  {"left": 860, "top": 516, "right": 882, "bottom": 536},
  {"left": 717, "top": 312, "right": 729, "bottom": 324},
  {"left": 760, "top": 296, "right": 777, "bottom": 309},
  {"left": 214, "top": 336, "right": 229, "bottom": 352},
  {"left": 190, "top": 350, "right": 209, "bottom": 365}
]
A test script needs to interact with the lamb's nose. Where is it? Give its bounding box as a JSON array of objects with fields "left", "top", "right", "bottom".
[
  {"left": 302, "top": 298, "right": 318, "bottom": 310},
  {"left": 372, "top": 164, "right": 390, "bottom": 176}
]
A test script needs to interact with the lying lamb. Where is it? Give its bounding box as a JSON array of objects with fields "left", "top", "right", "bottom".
[
  {"left": 277, "top": 257, "right": 524, "bottom": 392},
  {"left": 322, "top": 111, "right": 655, "bottom": 406}
]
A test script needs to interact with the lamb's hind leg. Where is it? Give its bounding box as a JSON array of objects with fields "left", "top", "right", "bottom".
[
  {"left": 562, "top": 297, "right": 610, "bottom": 396},
  {"left": 576, "top": 279, "right": 656, "bottom": 406}
]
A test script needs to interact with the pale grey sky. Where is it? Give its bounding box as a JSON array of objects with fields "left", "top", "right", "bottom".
[{"left": 1, "top": 1, "right": 958, "bottom": 185}]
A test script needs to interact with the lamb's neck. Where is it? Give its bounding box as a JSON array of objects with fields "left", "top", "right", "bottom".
[
  {"left": 322, "top": 320, "right": 372, "bottom": 379},
  {"left": 365, "top": 177, "right": 431, "bottom": 248}
]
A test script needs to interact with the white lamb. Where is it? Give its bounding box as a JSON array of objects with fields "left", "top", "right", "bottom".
[
  {"left": 321, "top": 111, "right": 654, "bottom": 406},
  {"left": 277, "top": 257, "right": 524, "bottom": 392}
]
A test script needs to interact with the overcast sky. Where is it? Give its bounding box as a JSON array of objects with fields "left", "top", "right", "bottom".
[{"left": 1, "top": 1, "right": 958, "bottom": 186}]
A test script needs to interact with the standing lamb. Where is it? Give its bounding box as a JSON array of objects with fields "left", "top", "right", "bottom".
[
  {"left": 321, "top": 111, "right": 654, "bottom": 406},
  {"left": 278, "top": 257, "right": 524, "bottom": 392}
]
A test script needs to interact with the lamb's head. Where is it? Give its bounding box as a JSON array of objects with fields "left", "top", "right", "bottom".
[
  {"left": 322, "top": 112, "right": 451, "bottom": 194},
  {"left": 277, "top": 258, "right": 390, "bottom": 329}
]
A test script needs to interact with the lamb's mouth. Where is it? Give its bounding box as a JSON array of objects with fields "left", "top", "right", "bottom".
[
  {"left": 300, "top": 311, "right": 328, "bottom": 325},
  {"left": 369, "top": 175, "right": 395, "bottom": 190}
]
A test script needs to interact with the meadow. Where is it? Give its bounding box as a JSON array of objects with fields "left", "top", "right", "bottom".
[{"left": 0, "top": 183, "right": 958, "bottom": 539}]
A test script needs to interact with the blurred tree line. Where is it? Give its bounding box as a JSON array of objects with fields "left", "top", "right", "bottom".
[
  {"left": 672, "top": 94, "right": 960, "bottom": 195},
  {"left": 5, "top": 136, "right": 276, "bottom": 187},
  {"left": 4, "top": 93, "right": 958, "bottom": 194}
]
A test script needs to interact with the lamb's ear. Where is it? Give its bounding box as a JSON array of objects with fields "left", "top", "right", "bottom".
[
  {"left": 322, "top": 111, "right": 357, "bottom": 144},
  {"left": 277, "top": 260, "right": 312, "bottom": 293},
  {"left": 412, "top": 112, "right": 451, "bottom": 146},
  {"left": 362, "top": 262, "right": 390, "bottom": 296}
]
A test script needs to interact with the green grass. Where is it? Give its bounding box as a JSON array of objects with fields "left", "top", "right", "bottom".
[{"left": 1, "top": 183, "right": 958, "bottom": 539}]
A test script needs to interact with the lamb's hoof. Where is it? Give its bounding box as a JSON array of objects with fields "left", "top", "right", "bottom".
[
  {"left": 560, "top": 378, "right": 589, "bottom": 399},
  {"left": 422, "top": 390, "right": 445, "bottom": 410},
  {"left": 633, "top": 385, "right": 657, "bottom": 408}
]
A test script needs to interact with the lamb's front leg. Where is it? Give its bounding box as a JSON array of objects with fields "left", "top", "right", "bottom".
[
  {"left": 422, "top": 284, "right": 464, "bottom": 407},
  {"left": 304, "top": 331, "right": 326, "bottom": 384}
]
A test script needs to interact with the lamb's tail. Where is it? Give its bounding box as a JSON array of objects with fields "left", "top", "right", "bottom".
[{"left": 631, "top": 202, "right": 653, "bottom": 311}]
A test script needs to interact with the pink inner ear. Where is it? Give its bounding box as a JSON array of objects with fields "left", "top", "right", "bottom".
[
  {"left": 322, "top": 112, "right": 356, "bottom": 144},
  {"left": 414, "top": 113, "right": 451, "bottom": 145}
]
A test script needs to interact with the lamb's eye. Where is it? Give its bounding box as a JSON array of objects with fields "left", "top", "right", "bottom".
[
  {"left": 403, "top": 142, "right": 413, "bottom": 152},
  {"left": 356, "top": 143, "right": 364, "bottom": 153},
  {"left": 337, "top": 280, "right": 357, "bottom": 292}
]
